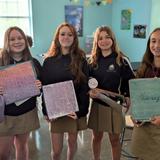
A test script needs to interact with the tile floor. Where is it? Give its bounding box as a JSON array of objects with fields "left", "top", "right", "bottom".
[{"left": 26, "top": 113, "right": 136, "bottom": 160}]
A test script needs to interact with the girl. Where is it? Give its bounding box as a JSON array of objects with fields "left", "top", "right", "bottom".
[
  {"left": 88, "top": 26, "right": 135, "bottom": 160},
  {"left": 131, "top": 28, "right": 160, "bottom": 160},
  {"left": 41, "top": 22, "right": 89, "bottom": 160},
  {"left": 0, "top": 26, "right": 42, "bottom": 160}
]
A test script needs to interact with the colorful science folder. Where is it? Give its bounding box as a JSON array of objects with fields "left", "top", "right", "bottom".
[
  {"left": 42, "top": 80, "right": 79, "bottom": 119},
  {"left": 0, "top": 61, "right": 40, "bottom": 105},
  {"left": 129, "top": 78, "right": 160, "bottom": 121}
]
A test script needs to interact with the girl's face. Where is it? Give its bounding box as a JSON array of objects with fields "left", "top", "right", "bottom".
[
  {"left": 97, "top": 31, "right": 113, "bottom": 52},
  {"left": 9, "top": 29, "right": 25, "bottom": 54},
  {"left": 150, "top": 30, "right": 160, "bottom": 57},
  {"left": 58, "top": 26, "right": 74, "bottom": 49}
]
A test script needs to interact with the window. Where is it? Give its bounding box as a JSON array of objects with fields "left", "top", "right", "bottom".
[{"left": 0, "top": 0, "right": 33, "bottom": 47}]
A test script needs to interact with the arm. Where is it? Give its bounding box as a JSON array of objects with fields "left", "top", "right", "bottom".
[
  {"left": 76, "top": 60, "right": 90, "bottom": 118},
  {"left": 120, "top": 57, "right": 135, "bottom": 110}
]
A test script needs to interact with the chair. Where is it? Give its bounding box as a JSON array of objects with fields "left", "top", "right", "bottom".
[{"left": 120, "top": 115, "right": 137, "bottom": 159}]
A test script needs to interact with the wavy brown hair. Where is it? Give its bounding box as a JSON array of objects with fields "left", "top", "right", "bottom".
[
  {"left": 136, "top": 28, "right": 160, "bottom": 78},
  {"left": 46, "top": 22, "right": 86, "bottom": 83},
  {"left": 0, "top": 26, "right": 32, "bottom": 66},
  {"left": 89, "top": 26, "right": 124, "bottom": 67}
]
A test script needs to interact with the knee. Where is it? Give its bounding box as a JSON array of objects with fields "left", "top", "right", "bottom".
[
  {"left": 110, "top": 136, "right": 120, "bottom": 147},
  {"left": 16, "top": 143, "right": 28, "bottom": 152},
  {"left": 52, "top": 150, "right": 61, "bottom": 160},
  {"left": 93, "top": 134, "right": 103, "bottom": 142},
  {"left": 52, "top": 147, "right": 62, "bottom": 157},
  {"left": 67, "top": 134, "right": 77, "bottom": 148}
]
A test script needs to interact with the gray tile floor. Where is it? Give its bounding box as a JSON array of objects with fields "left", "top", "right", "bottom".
[{"left": 26, "top": 113, "right": 136, "bottom": 160}]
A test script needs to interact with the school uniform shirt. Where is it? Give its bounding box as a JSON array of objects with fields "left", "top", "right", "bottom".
[
  {"left": 4, "top": 57, "right": 42, "bottom": 116},
  {"left": 89, "top": 52, "right": 135, "bottom": 105},
  {"left": 41, "top": 54, "right": 90, "bottom": 118}
]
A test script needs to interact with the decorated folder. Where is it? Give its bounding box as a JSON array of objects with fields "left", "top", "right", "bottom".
[
  {"left": 42, "top": 80, "right": 79, "bottom": 119},
  {"left": 0, "top": 61, "right": 40, "bottom": 105},
  {"left": 129, "top": 78, "right": 160, "bottom": 121}
]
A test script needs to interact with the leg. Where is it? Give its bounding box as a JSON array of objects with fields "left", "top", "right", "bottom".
[
  {"left": 109, "top": 133, "right": 121, "bottom": 160},
  {"left": 67, "top": 132, "right": 78, "bottom": 160},
  {"left": 92, "top": 130, "right": 104, "bottom": 160},
  {"left": 0, "top": 136, "right": 14, "bottom": 160},
  {"left": 50, "top": 132, "right": 64, "bottom": 160},
  {"left": 14, "top": 133, "right": 30, "bottom": 160}
]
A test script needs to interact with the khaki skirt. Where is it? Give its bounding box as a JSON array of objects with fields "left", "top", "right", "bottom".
[
  {"left": 0, "top": 108, "right": 40, "bottom": 136},
  {"left": 49, "top": 116, "right": 87, "bottom": 133},
  {"left": 131, "top": 123, "right": 160, "bottom": 160},
  {"left": 88, "top": 101, "right": 124, "bottom": 134}
]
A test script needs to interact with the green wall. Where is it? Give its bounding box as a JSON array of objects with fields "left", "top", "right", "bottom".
[
  {"left": 31, "top": 0, "right": 112, "bottom": 61},
  {"left": 31, "top": 0, "right": 160, "bottom": 62},
  {"left": 112, "top": 0, "right": 152, "bottom": 62}
]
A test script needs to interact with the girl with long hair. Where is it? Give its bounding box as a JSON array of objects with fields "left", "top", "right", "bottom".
[
  {"left": 42, "top": 22, "right": 89, "bottom": 160},
  {"left": 88, "top": 26, "right": 134, "bottom": 160},
  {"left": 131, "top": 28, "right": 160, "bottom": 160},
  {"left": 0, "top": 26, "right": 42, "bottom": 160}
]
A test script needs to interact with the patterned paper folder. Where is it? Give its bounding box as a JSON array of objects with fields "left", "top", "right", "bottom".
[
  {"left": 129, "top": 78, "right": 160, "bottom": 121},
  {"left": 42, "top": 80, "right": 79, "bottom": 119},
  {"left": 0, "top": 95, "right": 5, "bottom": 122},
  {"left": 0, "top": 61, "right": 40, "bottom": 105}
]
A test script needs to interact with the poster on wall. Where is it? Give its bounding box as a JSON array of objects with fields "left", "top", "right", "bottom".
[
  {"left": 65, "top": 5, "right": 83, "bottom": 36},
  {"left": 133, "top": 25, "right": 146, "bottom": 39},
  {"left": 121, "top": 9, "right": 131, "bottom": 30}
]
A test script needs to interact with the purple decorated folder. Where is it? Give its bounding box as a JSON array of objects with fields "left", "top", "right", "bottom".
[
  {"left": 0, "top": 95, "right": 5, "bottom": 122},
  {"left": 42, "top": 80, "right": 79, "bottom": 119},
  {"left": 0, "top": 61, "right": 40, "bottom": 105}
]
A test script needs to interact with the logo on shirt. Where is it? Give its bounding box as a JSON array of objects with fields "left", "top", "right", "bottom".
[{"left": 107, "top": 64, "right": 115, "bottom": 72}]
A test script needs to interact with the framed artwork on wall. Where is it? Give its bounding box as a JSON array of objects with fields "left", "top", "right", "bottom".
[
  {"left": 133, "top": 25, "right": 146, "bottom": 39},
  {"left": 121, "top": 9, "right": 132, "bottom": 30},
  {"left": 65, "top": 5, "right": 83, "bottom": 36}
]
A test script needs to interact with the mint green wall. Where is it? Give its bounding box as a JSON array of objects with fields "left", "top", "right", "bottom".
[
  {"left": 112, "top": 0, "right": 152, "bottom": 61},
  {"left": 31, "top": 0, "right": 112, "bottom": 60},
  {"left": 31, "top": 0, "right": 158, "bottom": 62},
  {"left": 150, "top": 0, "right": 160, "bottom": 32}
]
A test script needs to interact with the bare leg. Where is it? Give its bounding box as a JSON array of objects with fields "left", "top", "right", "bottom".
[
  {"left": 14, "top": 133, "right": 30, "bottom": 160},
  {"left": 92, "top": 130, "right": 104, "bottom": 160},
  {"left": 109, "top": 133, "right": 121, "bottom": 160},
  {"left": 51, "top": 133, "right": 64, "bottom": 160},
  {"left": 67, "top": 132, "right": 78, "bottom": 160},
  {"left": 0, "top": 136, "right": 14, "bottom": 160}
]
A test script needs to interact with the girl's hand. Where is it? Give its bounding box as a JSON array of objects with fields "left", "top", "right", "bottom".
[
  {"left": 44, "top": 116, "right": 51, "bottom": 122},
  {"left": 150, "top": 116, "right": 160, "bottom": 126},
  {"left": 35, "top": 80, "right": 42, "bottom": 89},
  {"left": 122, "top": 97, "right": 131, "bottom": 113},
  {"left": 67, "top": 112, "right": 77, "bottom": 120},
  {"left": 0, "top": 86, "right": 4, "bottom": 95},
  {"left": 89, "top": 89, "right": 98, "bottom": 98},
  {"left": 130, "top": 116, "right": 145, "bottom": 127}
]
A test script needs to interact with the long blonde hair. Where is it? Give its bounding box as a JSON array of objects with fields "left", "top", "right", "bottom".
[
  {"left": 89, "top": 26, "right": 124, "bottom": 67},
  {"left": 0, "top": 26, "right": 32, "bottom": 66}
]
